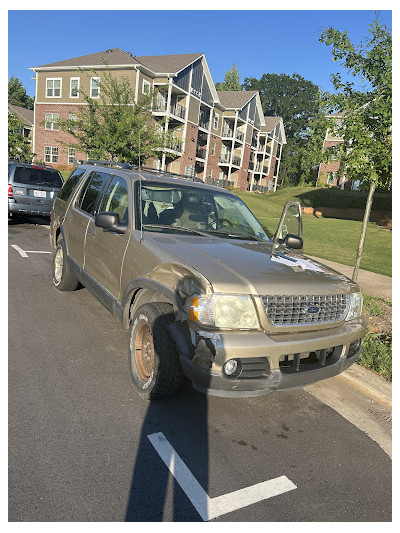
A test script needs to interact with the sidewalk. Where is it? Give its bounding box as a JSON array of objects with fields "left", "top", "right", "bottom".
[{"left": 308, "top": 255, "right": 392, "bottom": 300}]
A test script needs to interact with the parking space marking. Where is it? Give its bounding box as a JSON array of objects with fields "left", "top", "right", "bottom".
[
  {"left": 11, "top": 245, "right": 51, "bottom": 258},
  {"left": 148, "top": 432, "right": 297, "bottom": 521}
]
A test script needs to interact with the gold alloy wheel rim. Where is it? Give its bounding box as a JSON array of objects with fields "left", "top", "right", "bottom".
[
  {"left": 54, "top": 247, "right": 63, "bottom": 284},
  {"left": 134, "top": 322, "right": 155, "bottom": 381}
]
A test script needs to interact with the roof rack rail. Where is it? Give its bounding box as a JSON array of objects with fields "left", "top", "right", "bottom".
[{"left": 73, "top": 159, "right": 204, "bottom": 183}]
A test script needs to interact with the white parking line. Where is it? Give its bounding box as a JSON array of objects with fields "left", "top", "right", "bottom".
[
  {"left": 148, "top": 432, "right": 297, "bottom": 521},
  {"left": 11, "top": 244, "right": 51, "bottom": 258}
]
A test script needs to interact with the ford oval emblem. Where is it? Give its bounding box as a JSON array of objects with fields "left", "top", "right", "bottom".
[{"left": 307, "top": 305, "right": 320, "bottom": 314}]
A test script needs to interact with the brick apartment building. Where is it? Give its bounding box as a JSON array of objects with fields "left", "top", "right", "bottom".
[
  {"left": 30, "top": 48, "right": 286, "bottom": 191},
  {"left": 318, "top": 111, "right": 360, "bottom": 190}
]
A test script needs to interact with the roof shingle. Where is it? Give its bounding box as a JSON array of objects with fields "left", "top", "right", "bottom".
[{"left": 216, "top": 90, "right": 258, "bottom": 109}]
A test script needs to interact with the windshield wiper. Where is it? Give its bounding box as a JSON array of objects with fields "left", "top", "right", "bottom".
[
  {"left": 35, "top": 181, "right": 57, "bottom": 187},
  {"left": 207, "top": 229, "right": 267, "bottom": 242},
  {"left": 142, "top": 224, "right": 212, "bottom": 237}
]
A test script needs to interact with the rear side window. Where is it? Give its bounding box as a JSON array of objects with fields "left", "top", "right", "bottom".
[
  {"left": 13, "top": 166, "right": 63, "bottom": 188},
  {"left": 76, "top": 171, "right": 111, "bottom": 216},
  {"left": 57, "top": 168, "right": 87, "bottom": 202}
]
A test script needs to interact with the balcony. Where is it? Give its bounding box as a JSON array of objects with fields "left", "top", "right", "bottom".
[
  {"left": 248, "top": 161, "right": 254, "bottom": 170},
  {"left": 196, "top": 146, "right": 206, "bottom": 160},
  {"left": 235, "top": 130, "right": 244, "bottom": 142},
  {"left": 222, "top": 128, "right": 234, "bottom": 138},
  {"left": 219, "top": 153, "right": 231, "bottom": 164},
  {"left": 165, "top": 138, "right": 183, "bottom": 153},
  {"left": 205, "top": 177, "right": 233, "bottom": 189},
  {"left": 197, "top": 131, "right": 208, "bottom": 145},
  {"left": 232, "top": 155, "right": 241, "bottom": 167},
  {"left": 170, "top": 102, "right": 186, "bottom": 120},
  {"left": 199, "top": 118, "right": 209, "bottom": 130},
  {"left": 154, "top": 99, "right": 168, "bottom": 112}
]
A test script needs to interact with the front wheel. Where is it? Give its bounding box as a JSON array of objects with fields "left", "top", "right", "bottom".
[
  {"left": 129, "top": 303, "right": 185, "bottom": 400},
  {"left": 52, "top": 238, "right": 79, "bottom": 291}
]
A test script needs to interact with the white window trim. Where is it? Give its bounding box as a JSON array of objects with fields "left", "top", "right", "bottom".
[
  {"left": 68, "top": 147, "right": 76, "bottom": 165},
  {"left": 44, "top": 146, "right": 58, "bottom": 163},
  {"left": 142, "top": 79, "right": 151, "bottom": 95},
  {"left": 90, "top": 77, "right": 100, "bottom": 99},
  {"left": 45, "top": 113, "right": 59, "bottom": 131},
  {"left": 70, "top": 77, "right": 80, "bottom": 98},
  {"left": 46, "top": 78, "right": 62, "bottom": 98}
]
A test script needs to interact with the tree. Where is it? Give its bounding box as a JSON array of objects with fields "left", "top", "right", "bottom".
[
  {"left": 57, "top": 70, "right": 180, "bottom": 165},
  {"left": 243, "top": 73, "right": 321, "bottom": 139},
  {"left": 8, "top": 77, "right": 34, "bottom": 109},
  {"left": 215, "top": 64, "right": 241, "bottom": 91},
  {"left": 8, "top": 113, "right": 34, "bottom": 161},
  {"left": 320, "top": 15, "right": 392, "bottom": 281}
]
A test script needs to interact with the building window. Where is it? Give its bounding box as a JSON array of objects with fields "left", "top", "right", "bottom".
[
  {"left": 90, "top": 77, "right": 100, "bottom": 98},
  {"left": 213, "top": 112, "right": 219, "bottom": 130},
  {"left": 68, "top": 148, "right": 76, "bottom": 165},
  {"left": 44, "top": 146, "right": 58, "bottom": 163},
  {"left": 70, "top": 78, "right": 80, "bottom": 98},
  {"left": 45, "top": 113, "right": 59, "bottom": 131},
  {"left": 211, "top": 141, "right": 216, "bottom": 156},
  {"left": 152, "top": 159, "right": 160, "bottom": 170},
  {"left": 208, "top": 168, "right": 213, "bottom": 178},
  {"left": 46, "top": 78, "right": 62, "bottom": 98},
  {"left": 142, "top": 80, "right": 151, "bottom": 95},
  {"left": 69, "top": 113, "right": 77, "bottom": 131}
]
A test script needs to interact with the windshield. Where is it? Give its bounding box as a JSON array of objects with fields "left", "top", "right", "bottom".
[{"left": 136, "top": 181, "right": 271, "bottom": 242}]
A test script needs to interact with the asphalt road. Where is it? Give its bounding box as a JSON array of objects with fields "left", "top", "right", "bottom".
[{"left": 8, "top": 218, "right": 392, "bottom": 522}]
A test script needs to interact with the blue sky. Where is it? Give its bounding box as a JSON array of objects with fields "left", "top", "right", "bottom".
[{"left": 8, "top": 8, "right": 392, "bottom": 98}]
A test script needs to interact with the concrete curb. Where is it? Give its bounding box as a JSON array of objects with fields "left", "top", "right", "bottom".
[{"left": 339, "top": 363, "right": 392, "bottom": 412}]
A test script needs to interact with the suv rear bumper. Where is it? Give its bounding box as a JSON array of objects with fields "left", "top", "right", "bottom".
[
  {"left": 9, "top": 200, "right": 52, "bottom": 217},
  {"left": 179, "top": 320, "right": 366, "bottom": 397}
]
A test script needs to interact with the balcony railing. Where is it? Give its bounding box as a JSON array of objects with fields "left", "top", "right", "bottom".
[
  {"left": 170, "top": 103, "right": 186, "bottom": 119},
  {"left": 205, "top": 178, "right": 233, "bottom": 189},
  {"left": 222, "top": 128, "right": 234, "bottom": 138},
  {"left": 232, "top": 155, "right": 241, "bottom": 167},
  {"left": 219, "top": 153, "right": 231, "bottom": 164},
  {"left": 199, "top": 118, "right": 209, "bottom": 130},
  {"left": 235, "top": 130, "right": 244, "bottom": 142},
  {"left": 154, "top": 101, "right": 186, "bottom": 120},
  {"left": 165, "top": 138, "right": 183, "bottom": 153},
  {"left": 196, "top": 146, "right": 206, "bottom": 159}
]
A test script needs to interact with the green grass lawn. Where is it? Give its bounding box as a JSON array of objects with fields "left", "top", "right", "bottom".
[{"left": 235, "top": 187, "right": 392, "bottom": 277}]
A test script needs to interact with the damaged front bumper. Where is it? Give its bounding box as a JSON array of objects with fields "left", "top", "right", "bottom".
[{"left": 175, "top": 320, "right": 366, "bottom": 398}]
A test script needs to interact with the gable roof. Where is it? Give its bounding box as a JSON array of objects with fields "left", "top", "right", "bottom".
[
  {"left": 216, "top": 90, "right": 258, "bottom": 110},
  {"left": 262, "top": 116, "right": 281, "bottom": 132},
  {"left": 8, "top": 104, "right": 34, "bottom": 127},
  {"left": 134, "top": 53, "right": 203, "bottom": 74},
  {"left": 33, "top": 48, "right": 137, "bottom": 69}
]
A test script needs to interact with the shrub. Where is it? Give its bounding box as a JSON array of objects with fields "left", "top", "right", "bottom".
[{"left": 358, "top": 333, "right": 392, "bottom": 381}]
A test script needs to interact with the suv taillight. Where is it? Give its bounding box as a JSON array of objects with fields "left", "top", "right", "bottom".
[{"left": 8, "top": 184, "right": 13, "bottom": 198}]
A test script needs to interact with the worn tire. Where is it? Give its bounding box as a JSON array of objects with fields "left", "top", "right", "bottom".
[
  {"left": 129, "top": 303, "right": 185, "bottom": 400},
  {"left": 52, "top": 238, "right": 79, "bottom": 291}
]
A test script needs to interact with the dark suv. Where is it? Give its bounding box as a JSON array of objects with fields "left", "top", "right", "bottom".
[
  {"left": 50, "top": 160, "right": 365, "bottom": 400},
  {"left": 8, "top": 161, "right": 64, "bottom": 218}
]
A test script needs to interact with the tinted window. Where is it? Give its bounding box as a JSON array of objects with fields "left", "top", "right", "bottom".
[
  {"left": 57, "top": 168, "right": 87, "bottom": 202},
  {"left": 98, "top": 176, "right": 129, "bottom": 223},
  {"left": 13, "top": 166, "right": 63, "bottom": 188},
  {"left": 78, "top": 171, "right": 111, "bottom": 216}
]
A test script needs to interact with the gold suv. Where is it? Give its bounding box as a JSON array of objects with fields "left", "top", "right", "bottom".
[{"left": 50, "top": 161, "right": 366, "bottom": 400}]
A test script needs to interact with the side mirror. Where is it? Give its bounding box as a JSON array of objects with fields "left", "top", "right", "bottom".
[
  {"left": 284, "top": 233, "right": 303, "bottom": 249},
  {"left": 95, "top": 212, "right": 127, "bottom": 234}
]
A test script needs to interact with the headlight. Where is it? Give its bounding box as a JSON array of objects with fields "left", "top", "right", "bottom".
[
  {"left": 346, "top": 292, "right": 363, "bottom": 321},
  {"left": 188, "top": 294, "right": 260, "bottom": 329}
]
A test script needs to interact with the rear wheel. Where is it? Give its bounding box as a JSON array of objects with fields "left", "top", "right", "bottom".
[
  {"left": 129, "top": 303, "right": 185, "bottom": 400},
  {"left": 52, "top": 238, "right": 79, "bottom": 291}
]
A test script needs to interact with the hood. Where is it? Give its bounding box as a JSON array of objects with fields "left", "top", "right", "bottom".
[{"left": 146, "top": 234, "right": 358, "bottom": 296}]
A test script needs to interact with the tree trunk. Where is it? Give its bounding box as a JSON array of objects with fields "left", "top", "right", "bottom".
[{"left": 352, "top": 179, "right": 376, "bottom": 281}]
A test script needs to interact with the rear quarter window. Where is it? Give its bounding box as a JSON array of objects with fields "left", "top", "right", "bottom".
[{"left": 57, "top": 168, "right": 87, "bottom": 202}]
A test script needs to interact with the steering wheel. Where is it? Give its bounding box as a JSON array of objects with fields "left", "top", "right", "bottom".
[{"left": 207, "top": 218, "right": 234, "bottom": 230}]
